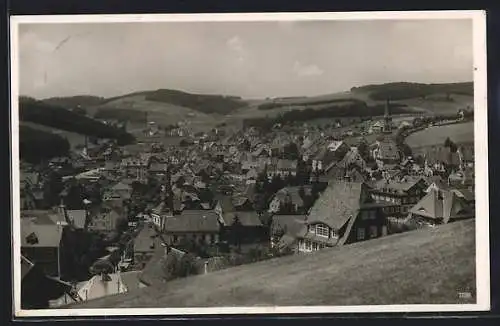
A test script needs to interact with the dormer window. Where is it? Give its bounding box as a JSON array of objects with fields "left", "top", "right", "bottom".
[{"left": 315, "top": 224, "right": 330, "bottom": 238}]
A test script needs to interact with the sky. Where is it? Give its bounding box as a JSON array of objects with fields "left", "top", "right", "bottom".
[{"left": 17, "top": 19, "right": 473, "bottom": 100}]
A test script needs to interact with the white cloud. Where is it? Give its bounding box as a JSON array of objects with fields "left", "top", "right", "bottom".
[{"left": 293, "top": 61, "right": 324, "bottom": 77}]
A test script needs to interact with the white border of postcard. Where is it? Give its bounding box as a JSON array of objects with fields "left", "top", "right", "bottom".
[{"left": 10, "top": 10, "right": 490, "bottom": 317}]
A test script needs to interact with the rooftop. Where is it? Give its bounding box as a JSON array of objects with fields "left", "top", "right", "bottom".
[{"left": 67, "top": 219, "right": 476, "bottom": 308}]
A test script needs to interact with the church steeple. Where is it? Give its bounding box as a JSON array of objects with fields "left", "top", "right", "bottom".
[{"left": 383, "top": 99, "right": 392, "bottom": 133}]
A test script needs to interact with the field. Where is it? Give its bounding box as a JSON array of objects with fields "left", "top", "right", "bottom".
[
  {"left": 68, "top": 219, "right": 475, "bottom": 308},
  {"left": 90, "top": 95, "right": 221, "bottom": 133},
  {"left": 406, "top": 121, "right": 474, "bottom": 149}
]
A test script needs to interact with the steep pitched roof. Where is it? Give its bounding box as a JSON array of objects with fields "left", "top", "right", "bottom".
[
  {"left": 231, "top": 211, "right": 263, "bottom": 227},
  {"left": 164, "top": 210, "right": 220, "bottom": 233},
  {"left": 375, "top": 176, "right": 427, "bottom": 194},
  {"left": 77, "top": 273, "right": 127, "bottom": 302},
  {"left": 307, "top": 181, "right": 367, "bottom": 229},
  {"left": 410, "top": 189, "right": 473, "bottom": 223}
]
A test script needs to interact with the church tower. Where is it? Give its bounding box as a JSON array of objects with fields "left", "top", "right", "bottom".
[{"left": 382, "top": 99, "right": 392, "bottom": 134}]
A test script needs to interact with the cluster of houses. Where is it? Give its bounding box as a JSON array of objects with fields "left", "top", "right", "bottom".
[{"left": 19, "top": 104, "right": 476, "bottom": 308}]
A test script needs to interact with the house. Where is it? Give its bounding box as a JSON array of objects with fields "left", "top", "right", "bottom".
[
  {"left": 162, "top": 210, "right": 222, "bottom": 246},
  {"left": 148, "top": 162, "right": 169, "bottom": 177},
  {"left": 133, "top": 223, "right": 162, "bottom": 268},
  {"left": 311, "top": 140, "right": 349, "bottom": 173},
  {"left": 270, "top": 215, "right": 307, "bottom": 252},
  {"left": 76, "top": 272, "right": 128, "bottom": 302},
  {"left": 21, "top": 217, "right": 65, "bottom": 278},
  {"left": 66, "top": 209, "right": 88, "bottom": 230},
  {"left": 232, "top": 196, "right": 254, "bottom": 211},
  {"left": 409, "top": 188, "right": 475, "bottom": 226},
  {"left": 150, "top": 201, "right": 174, "bottom": 231},
  {"left": 21, "top": 256, "right": 72, "bottom": 309},
  {"left": 87, "top": 207, "right": 122, "bottom": 232},
  {"left": 424, "top": 146, "right": 461, "bottom": 172},
  {"left": 267, "top": 159, "right": 298, "bottom": 178},
  {"left": 370, "top": 120, "right": 385, "bottom": 134},
  {"left": 221, "top": 210, "right": 267, "bottom": 244},
  {"left": 268, "top": 187, "right": 310, "bottom": 215},
  {"left": 371, "top": 138, "right": 401, "bottom": 164},
  {"left": 371, "top": 176, "right": 428, "bottom": 217},
  {"left": 103, "top": 181, "right": 133, "bottom": 202},
  {"left": 338, "top": 148, "right": 367, "bottom": 171},
  {"left": 215, "top": 196, "right": 267, "bottom": 244},
  {"left": 296, "top": 181, "right": 389, "bottom": 253},
  {"left": 448, "top": 169, "right": 475, "bottom": 191}
]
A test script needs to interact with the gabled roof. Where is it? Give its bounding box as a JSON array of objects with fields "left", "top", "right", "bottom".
[
  {"left": 375, "top": 176, "right": 427, "bottom": 194},
  {"left": 272, "top": 187, "right": 309, "bottom": 207},
  {"left": 307, "top": 181, "right": 367, "bottom": 230},
  {"left": 230, "top": 211, "right": 263, "bottom": 227},
  {"left": 164, "top": 210, "right": 220, "bottom": 233},
  {"left": 410, "top": 189, "right": 473, "bottom": 223},
  {"left": 77, "top": 273, "right": 127, "bottom": 302}
]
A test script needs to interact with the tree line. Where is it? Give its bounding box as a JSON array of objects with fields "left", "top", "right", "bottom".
[
  {"left": 350, "top": 82, "right": 473, "bottom": 101},
  {"left": 19, "top": 97, "right": 136, "bottom": 146},
  {"left": 243, "top": 102, "right": 411, "bottom": 130}
]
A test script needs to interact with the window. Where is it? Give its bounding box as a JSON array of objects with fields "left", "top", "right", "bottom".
[
  {"left": 305, "top": 240, "right": 312, "bottom": 251},
  {"left": 316, "top": 224, "right": 329, "bottom": 237},
  {"left": 357, "top": 228, "right": 365, "bottom": 240},
  {"left": 312, "top": 242, "right": 318, "bottom": 251},
  {"left": 369, "top": 226, "right": 378, "bottom": 238}
]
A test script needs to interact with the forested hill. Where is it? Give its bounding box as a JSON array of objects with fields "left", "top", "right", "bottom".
[
  {"left": 41, "top": 95, "right": 107, "bottom": 109},
  {"left": 19, "top": 97, "right": 135, "bottom": 145},
  {"left": 19, "top": 125, "right": 70, "bottom": 164},
  {"left": 101, "top": 89, "right": 247, "bottom": 115},
  {"left": 351, "top": 82, "right": 473, "bottom": 101}
]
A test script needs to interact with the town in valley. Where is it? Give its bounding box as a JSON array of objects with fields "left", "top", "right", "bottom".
[{"left": 16, "top": 19, "right": 478, "bottom": 309}]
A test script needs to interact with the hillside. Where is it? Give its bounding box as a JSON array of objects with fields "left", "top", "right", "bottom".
[
  {"left": 67, "top": 219, "right": 476, "bottom": 308},
  {"left": 351, "top": 82, "right": 473, "bottom": 101},
  {"left": 42, "top": 95, "right": 107, "bottom": 109},
  {"left": 19, "top": 97, "right": 135, "bottom": 145},
  {"left": 19, "top": 125, "right": 70, "bottom": 164}
]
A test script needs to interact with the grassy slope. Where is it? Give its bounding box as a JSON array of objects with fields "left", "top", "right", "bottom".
[
  {"left": 67, "top": 219, "right": 476, "bottom": 308},
  {"left": 37, "top": 83, "right": 472, "bottom": 132},
  {"left": 90, "top": 95, "right": 221, "bottom": 133},
  {"left": 406, "top": 121, "right": 474, "bottom": 149}
]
